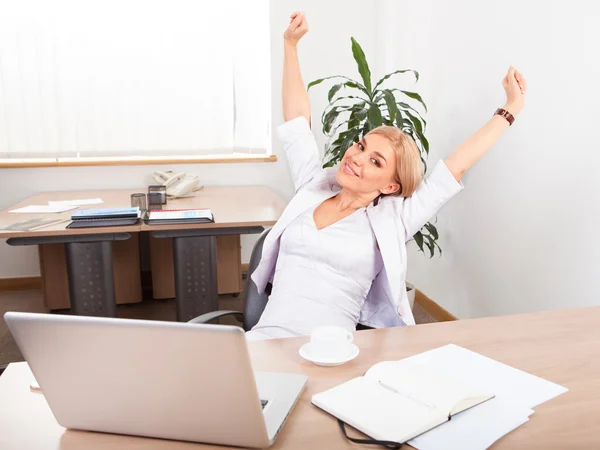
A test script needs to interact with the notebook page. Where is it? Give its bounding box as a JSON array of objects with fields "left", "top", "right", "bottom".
[
  {"left": 311, "top": 377, "right": 448, "bottom": 443},
  {"left": 365, "top": 362, "right": 493, "bottom": 415}
]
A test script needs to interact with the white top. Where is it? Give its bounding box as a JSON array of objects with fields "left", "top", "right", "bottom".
[
  {"left": 246, "top": 203, "right": 383, "bottom": 340},
  {"left": 251, "top": 116, "right": 464, "bottom": 330}
]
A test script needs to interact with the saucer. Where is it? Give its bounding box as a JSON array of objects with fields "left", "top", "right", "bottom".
[{"left": 299, "top": 343, "right": 360, "bottom": 367}]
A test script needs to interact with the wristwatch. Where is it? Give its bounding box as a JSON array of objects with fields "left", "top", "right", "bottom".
[{"left": 494, "top": 108, "right": 515, "bottom": 126}]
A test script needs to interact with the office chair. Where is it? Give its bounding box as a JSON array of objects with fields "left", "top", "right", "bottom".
[
  {"left": 187, "top": 228, "right": 373, "bottom": 331},
  {"left": 188, "top": 228, "right": 271, "bottom": 331}
]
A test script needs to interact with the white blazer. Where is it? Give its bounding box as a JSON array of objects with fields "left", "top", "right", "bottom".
[{"left": 251, "top": 116, "right": 463, "bottom": 327}]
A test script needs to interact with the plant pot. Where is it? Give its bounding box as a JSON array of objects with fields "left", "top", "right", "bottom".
[{"left": 406, "top": 282, "right": 416, "bottom": 311}]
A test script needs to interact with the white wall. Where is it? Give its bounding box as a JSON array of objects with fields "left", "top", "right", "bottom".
[
  {"left": 0, "top": 0, "right": 379, "bottom": 277},
  {"left": 395, "top": 0, "right": 600, "bottom": 318},
  {"left": 7, "top": 0, "right": 598, "bottom": 322}
]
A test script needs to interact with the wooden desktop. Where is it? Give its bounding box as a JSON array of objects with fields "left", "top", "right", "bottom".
[
  {"left": 1, "top": 306, "right": 599, "bottom": 448},
  {"left": 0, "top": 187, "right": 287, "bottom": 315}
]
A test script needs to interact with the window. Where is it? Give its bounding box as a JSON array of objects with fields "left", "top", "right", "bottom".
[{"left": 0, "top": 0, "right": 271, "bottom": 165}]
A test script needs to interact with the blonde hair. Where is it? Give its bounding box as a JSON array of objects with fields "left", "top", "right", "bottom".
[{"left": 367, "top": 126, "right": 423, "bottom": 197}]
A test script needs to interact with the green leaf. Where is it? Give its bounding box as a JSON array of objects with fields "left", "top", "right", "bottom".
[
  {"left": 332, "top": 132, "right": 347, "bottom": 146},
  {"left": 373, "top": 69, "right": 419, "bottom": 91},
  {"left": 425, "top": 240, "right": 435, "bottom": 258},
  {"left": 354, "top": 108, "right": 368, "bottom": 121},
  {"left": 415, "top": 129, "right": 429, "bottom": 154},
  {"left": 327, "top": 95, "right": 368, "bottom": 108},
  {"left": 397, "top": 102, "right": 427, "bottom": 128},
  {"left": 413, "top": 231, "right": 424, "bottom": 252},
  {"left": 404, "top": 110, "right": 423, "bottom": 134},
  {"left": 367, "top": 104, "right": 383, "bottom": 128},
  {"left": 403, "top": 122, "right": 429, "bottom": 155},
  {"left": 327, "top": 145, "right": 342, "bottom": 157},
  {"left": 307, "top": 75, "right": 349, "bottom": 90},
  {"left": 404, "top": 127, "right": 428, "bottom": 173},
  {"left": 400, "top": 91, "right": 427, "bottom": 112},
  {"left": 351, "top": 37, "right": 372, "bottom": 94},
  {"left": 320, "top": 101, "right": 363, "bottom": 132},
  {"left": 382, "top": 90, "right": 398, "bottom": 122},
  {"left": 328, "top": 84, "right": 344, "bottom": 102},
  {"left": 423, "top": 234, "right": 438, "bottom": 258},
  {"left": 424, "top": 222, "right": 439, "bottom": 240},
  {"left": 348, "top": 109, "right": 363, "bottom": 130},
  {"left": 331, "top": 119, "right": 352, "bottom": 135},
  {"left": 348, "top": 116, "right": 360, "bottom": 130},
  {"left": 322, "top": 107, "right": 340, "bottom": 134},
  {"left": 308, "top": 75, "right": 370, "bottom": 97},
  {"left": 394, "top": 111, "right": 404, "bottom": 129},
  {"left": 341, "top": 128, "right": 361, "bottom": 153}
]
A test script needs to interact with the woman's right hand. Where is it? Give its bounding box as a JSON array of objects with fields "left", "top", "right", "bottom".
[{"left": 283, "top": 12, "right": 308, "bottom": 45}]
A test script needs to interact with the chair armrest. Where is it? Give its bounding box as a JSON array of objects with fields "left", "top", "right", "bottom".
[{"left": 187, "top": 310, "right": 244, "bottom": 324}]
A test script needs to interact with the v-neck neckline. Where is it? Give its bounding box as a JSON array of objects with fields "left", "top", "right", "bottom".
[{"left": 311, "top": 203, "right": 363, "bottom": 231}]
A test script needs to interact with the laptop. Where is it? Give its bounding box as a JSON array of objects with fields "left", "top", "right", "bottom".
[{"left": 5, "top": 311, "right": 307, "bottom": 448}]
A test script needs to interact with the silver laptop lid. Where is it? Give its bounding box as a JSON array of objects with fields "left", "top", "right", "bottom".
[{"left": 5, "top": 312, "right": 271, "bottom": 448}]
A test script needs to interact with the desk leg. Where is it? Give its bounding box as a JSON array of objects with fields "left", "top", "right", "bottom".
[
  {"left": 172, "top": 236, "right": 218, "bottom": 322},
  {"left": 65, "top": 241, "right": 117, "bottom": 317}
]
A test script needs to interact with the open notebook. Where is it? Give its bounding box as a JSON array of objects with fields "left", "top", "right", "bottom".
[{"left": 311, "top": 360, "right": 494, "bottom": 444}]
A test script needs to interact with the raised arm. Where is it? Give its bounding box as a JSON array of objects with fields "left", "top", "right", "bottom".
[
  {"left": 444, "top": 66, "right": 527, "bottom": 181},
  {"left": 394, "top": 67, "right": 527, "bottom": 240},
  {"left": 282, "top": 12, "right": 310, "bottom": 125}
]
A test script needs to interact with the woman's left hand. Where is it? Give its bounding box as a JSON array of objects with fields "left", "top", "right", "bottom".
[{"left": 503, "top": 66, "right": 527, "bottom": 116}]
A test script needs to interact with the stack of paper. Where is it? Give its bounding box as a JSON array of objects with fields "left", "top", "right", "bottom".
[
  {"left": 48, "top": 198, "right": 103, "bottom": 207},
  {"left": 0, "top": 217, "right": 69, "bottom": 231},
  {"left": 9, "top": 205, "right": 77, "bottom": 214},
  {"left": 392, "top": 344, "right": 568, "bottom": 450},
  {"left": 146, "top": 209, "right": 214, "bottom": 225}
]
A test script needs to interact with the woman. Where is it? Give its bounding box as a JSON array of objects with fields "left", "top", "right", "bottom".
[{"left": 246, "top": 12, "right": 527, "bottom": 340}]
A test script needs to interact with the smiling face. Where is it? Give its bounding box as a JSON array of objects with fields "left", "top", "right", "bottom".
[{"left": 335, "top": 133, "right": 401, "bottom": 198}]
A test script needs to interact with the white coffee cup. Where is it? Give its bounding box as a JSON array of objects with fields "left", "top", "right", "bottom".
[{"left": 309, "top": 326, "right": 354, "bottom": 360}]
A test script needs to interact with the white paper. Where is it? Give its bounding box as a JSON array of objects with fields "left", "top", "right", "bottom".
[
  {"left": 409, "top": 398, "right": 531, "bottom": 450},
  {"left": 9, "top": 205, "right": 77, "bottom": 214},
  {"left": 48, "top": 198, "right": 103, "bottom": 206},
  {"left": 389, "top": 344, "right": 566, "bottom": 450},
  {"left": 399, "top": 344, "right": 568, "bottom": 410}
]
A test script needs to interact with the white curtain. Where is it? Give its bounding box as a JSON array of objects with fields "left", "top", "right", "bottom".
[{"left": 0, "top": 0, "right": 270, "bottom": 159}]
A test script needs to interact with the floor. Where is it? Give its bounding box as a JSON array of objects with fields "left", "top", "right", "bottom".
[{"left": 0, "top": 288, "right": 437, "bottom": 366}]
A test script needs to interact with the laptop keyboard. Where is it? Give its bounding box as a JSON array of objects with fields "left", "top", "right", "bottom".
[{"left": 261, "top": 399, "right": 269, "bottom": 409}]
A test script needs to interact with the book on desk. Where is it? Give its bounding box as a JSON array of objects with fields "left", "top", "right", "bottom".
[
  {"left": 145, "top": 209, "right": 214, "bottom": 225},
  {"left": 311, "top": 344, "right": 568, "bottom": 450},
  {"left": 312, "top": 359, "right": 494, "bottom": 445},
  {"left": 66, "top": 207, "right": 140, "bottom": 229}
]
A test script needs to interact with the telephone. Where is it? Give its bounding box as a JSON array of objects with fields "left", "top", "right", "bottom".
[{"left": 152, "top": 171, "right": 203, "bottom": 198}]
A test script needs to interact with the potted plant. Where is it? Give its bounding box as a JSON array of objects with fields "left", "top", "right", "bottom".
[{"left": 308, "top": 38, "right": 439, "bottom": 309}]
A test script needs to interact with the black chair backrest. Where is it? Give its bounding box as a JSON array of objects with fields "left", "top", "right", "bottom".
[{"left": 242, "top": 228, "right": 271, "bottom": 331}]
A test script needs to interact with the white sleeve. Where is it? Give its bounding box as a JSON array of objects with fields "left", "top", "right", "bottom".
[
  {"left": 394, "top": 160, "right": 464, "bottom": 241},
  {"left": 276, "top": 116, "right": 321, "bottom": 192}
]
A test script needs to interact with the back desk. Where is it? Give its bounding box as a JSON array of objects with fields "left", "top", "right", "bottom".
[{"left": 0, "top": 187, "right": 287, "bottom": 316}]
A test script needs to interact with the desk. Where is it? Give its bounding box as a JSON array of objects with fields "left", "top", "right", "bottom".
[
  {"left": 0, "top": 187, "right": 286, "bottom": 319},
  {"left": 0, "top": 190, "right": 143, "bottom": 316},
  {"left": 1, "top": 306, "right": 599, "bottom": 449},
  {"left": 141, "top": 186, "right": 286, "bottom": 321}
]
